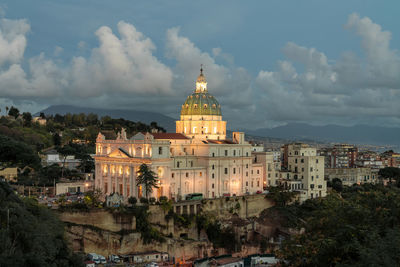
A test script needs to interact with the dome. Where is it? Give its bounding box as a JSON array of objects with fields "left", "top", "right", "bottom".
[{"left": 180, "top": 92, "right": 222, "bottom": 116}]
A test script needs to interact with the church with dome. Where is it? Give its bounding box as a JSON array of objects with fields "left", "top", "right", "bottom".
[{"left": 93, "top": 68, "right": 268, "bottom": 200}]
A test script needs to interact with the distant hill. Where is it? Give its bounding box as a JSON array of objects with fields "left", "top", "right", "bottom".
[
  {"left": 244, "top": 123, "right": 400, "bottom": 146},
  {"left": 37, "top": 105, "right": 176, "bottom": 131}
]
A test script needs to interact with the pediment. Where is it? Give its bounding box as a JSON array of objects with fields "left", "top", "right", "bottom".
[{"left": 108, "top": 148, "right": 131, "bottom": 158}]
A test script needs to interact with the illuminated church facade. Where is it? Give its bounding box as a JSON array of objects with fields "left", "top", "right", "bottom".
[{"left": 94, "top": 69, "right": 266, "bottom": 199}]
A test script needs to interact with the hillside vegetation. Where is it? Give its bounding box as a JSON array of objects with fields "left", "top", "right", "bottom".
[
  {"left": 0, "top": 182, "right": 83, "bottom": 266},
  {"left": 276, "top": 184, "right": 400, "bottom": 266}
]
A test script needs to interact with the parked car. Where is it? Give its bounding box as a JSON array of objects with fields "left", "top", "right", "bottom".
[
  {"left": 145, "top": 262, "right": 159, "bottom": 267},
  {"left": 256, "top": 190, "right": 262, "bottom": 194},
  {"left": 87, "top": 253, "right": 100, "bottom": 264},
  {"left": 109, "top": 254, "right": 120, "bottom": 263},
  {"left": 98, "top": 254, "right": 107, "bottom": 264}
]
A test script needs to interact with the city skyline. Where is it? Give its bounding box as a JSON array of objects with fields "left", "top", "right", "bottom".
[{"left": 0, "top": 1, "right": 399, "bottom": 130}]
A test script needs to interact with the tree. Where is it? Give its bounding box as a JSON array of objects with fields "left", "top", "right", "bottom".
[
  {"left": 379, "top": 167, "right": 400, "bottom": 184},
  {"left": 331, "top": 178, "right": 343, "bottom": 192},
  {"left": 0, "top": 182, "right": 84, "bottom": 266},
  {"left": 53, "top": 132, "right": 61, "bottom": 146},
  {"left": 8, "top": 106, "right": 19, "bottom": 119},
  {"left": 57, "top": 145, "right": 76, "bottom": 178},
  {"left": 136, "top": 164, "right": 159, "bottom": 199},
  {"left": 22, "top": 112, "right": 32, "bottom": 127}
]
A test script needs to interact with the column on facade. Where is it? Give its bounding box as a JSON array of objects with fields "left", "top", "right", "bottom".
[
  {"left": 107, "top": 163, "right": 112, "bottom": 194},
  {"left": 123, "top": 165, "right": 127, "bottom": 197},
  {"left": 129, "top": 165, "right": 134, "bottom": 198}
]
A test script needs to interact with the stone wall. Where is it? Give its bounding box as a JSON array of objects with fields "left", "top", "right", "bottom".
[{"left": 59, "top": 210, "right": 136, "bottom": 232}]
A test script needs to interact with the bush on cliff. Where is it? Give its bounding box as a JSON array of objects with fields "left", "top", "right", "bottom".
[{"left": 0, "top": 182, "right": 83, "bottom": 266}]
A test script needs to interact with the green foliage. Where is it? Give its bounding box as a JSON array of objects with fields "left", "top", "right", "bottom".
[
  {"left": 278, "top": 184, "right": 400, "bottom": 266},
  {"left": 127, "top": 205, "right": 165, "bottom": 244},
  {"left": 83, "top": 189, "right": 103, "bottom": 208},
  {"left": 379, "top": 167, "right": 400, "bottom": 185},
  {"left": 0, "top": 134, "right": 41, "bottom": 169},
  {"left": 0, "top": 182, "right": 83, "bottom": 266},
  {"left": 128, "top": 196, "right": 137, "bottom": 205},
  {"left": 329, "top": 177, "right": 343, "bottom": 192},
  {"left": 149, "top": 197, "right": 156, "bottom": 204},
  {"left": 8, "top": 106, "right": 19, "bottom": 118},
  {"left": 22, "top": 112, "right": 32, "bottom": 127},
  {"left": 159, "top": 197, "right": 172, "bottom": 213},
  {"left": 195, "top": 213, "right": 238, "bottom": 252},
  {"left": 140, "top": 197, "right": 149, "bottom": 204},
  {"left": 265, "top": 186, "right": 297, "bottom": 206},
  {"left": 136, "top": 164, "right": 159, "bottom": 199}
]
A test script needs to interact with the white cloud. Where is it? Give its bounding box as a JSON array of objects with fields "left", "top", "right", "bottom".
[
  {"left": 254, "top": 13, "right": 400, "bottom": 128},
  {"left": 0, "top": 14, "right": 400, "bottom": 129},
  {"left": 0, "top": 18, "right": 29, "bottom": 66}
]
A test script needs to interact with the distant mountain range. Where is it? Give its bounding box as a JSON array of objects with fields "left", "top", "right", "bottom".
[
  {"left": 243, "top": 123, "right": 400, "bottom": 146},
  {"left": 37, "top": 106, "right": 400, "bottom": 146},
  {"left": 37, "top": 105, "right": 176, "bottom": 131}
]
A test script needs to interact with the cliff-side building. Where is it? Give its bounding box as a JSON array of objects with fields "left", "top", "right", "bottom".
[{"left": 93, "top": 69, "right": 265, "bottom": 200}]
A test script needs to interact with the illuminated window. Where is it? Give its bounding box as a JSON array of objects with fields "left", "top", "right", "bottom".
[
  {"left": 203, "top": 104, "right": 208, "bottom": 109},
  {"left": 194, "top": 104, "right": 198, "bottom": 108}
]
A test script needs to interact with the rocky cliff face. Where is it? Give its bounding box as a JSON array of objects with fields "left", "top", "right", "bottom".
[{"left": 59, "top": 194, "right": 277, "bottom": 259}]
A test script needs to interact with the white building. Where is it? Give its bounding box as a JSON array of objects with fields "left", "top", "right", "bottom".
[
  {"left": 93, "top": 69, "right": 266, "bottom": 200},
  {"left": 280, "top": 143, "right": 327, "bottom": 201}
]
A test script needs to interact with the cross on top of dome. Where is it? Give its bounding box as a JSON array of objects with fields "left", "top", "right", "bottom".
[{"left": 195, "top": 65, "right": 207, "bottom": 92}]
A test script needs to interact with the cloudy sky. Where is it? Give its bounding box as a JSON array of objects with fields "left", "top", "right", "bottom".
[{"left": 0, "top": 1, "right": 399, "bottom": 130}]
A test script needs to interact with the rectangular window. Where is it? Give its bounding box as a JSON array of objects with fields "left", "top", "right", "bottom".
[
  {"left": 246, "top": 172, "right": 248, "bottom": 177},
  {"left": 212, "top": 173, "right": 214, "bottom": 178},
  {"left": 212, "top": 183, "right": 214, "bottom": 189},
  {"left": 212, "top": 164, "right": 215, "bottom": 170},
  {"left": 104, "top": 183, "right": 108, "bottom": 194},
  {"left": 186, "top": 172, "right": 188, "bottom": 177},
  {"left": 172, "top": 173, "right": 174, "bottom": 178},
  {"left": 301, "top": 159, "right": 304, "bottom": 163},
  {"left": 158, "top": 147, "right": 162, "bottom": 155},
  {"left": 177, "top": 162, "right": 180, "bottom": 168},
  {"left": 257, "top": 170, "right": 260, "bottom": 174},
  {"left": 233, "top": 150, "right": 236, "bottom": 156},
  {"left": 225, "top": 150, "right": 228, "bottom": 156},
  {"left": 212, "top": 152, "right": 215, "bottom": 157},
  {"left": 246, "top": 164, "right": 248, "bottom": 169},
  {"left": 316, "top": 159, "right": 319, "bottom": 163},
  {"left": 310, "top": 167, "right": 313, "bottom": 172},
  {"left": 257, "top": 181, "right": 260, "bottom": 187},
  {"left": 199, "top": 172, "right": 202, "bottom": 177},
  {"left": 224, "top": 168, "right": 228, "bottom": 174},
  {"left": 233, "top": 168, "right": 236, "bottom": 174},
  {"left": 192, "top": 148, "right": 195, "bottom": 155},
  {"left": 246, "top": 181, "right": 248, "bottom": 186}
]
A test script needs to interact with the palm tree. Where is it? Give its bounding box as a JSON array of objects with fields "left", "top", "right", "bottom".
[{"left": 136, "top": 163, "right": 159, "bottom": 199}]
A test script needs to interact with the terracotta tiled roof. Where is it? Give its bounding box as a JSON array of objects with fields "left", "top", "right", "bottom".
[
  {"left": 206, "top": 139, "right": 236, "bottom": 144},
  {"left": 150, "top": 133, "right": 189, "bottom": 140}
]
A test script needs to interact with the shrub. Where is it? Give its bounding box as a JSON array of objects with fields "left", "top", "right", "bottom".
[
  {"left": 140, "top": 197, "right": 149, "bottom": 204},
  {"left": 159, "top": 196, "right": 168, "bottom": 203},
  {"left": 149, "top": 197, "right": 156, "bottom": 204},
  {"left": 128, "top": 196, "right": 137, "bottom": 205}
]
